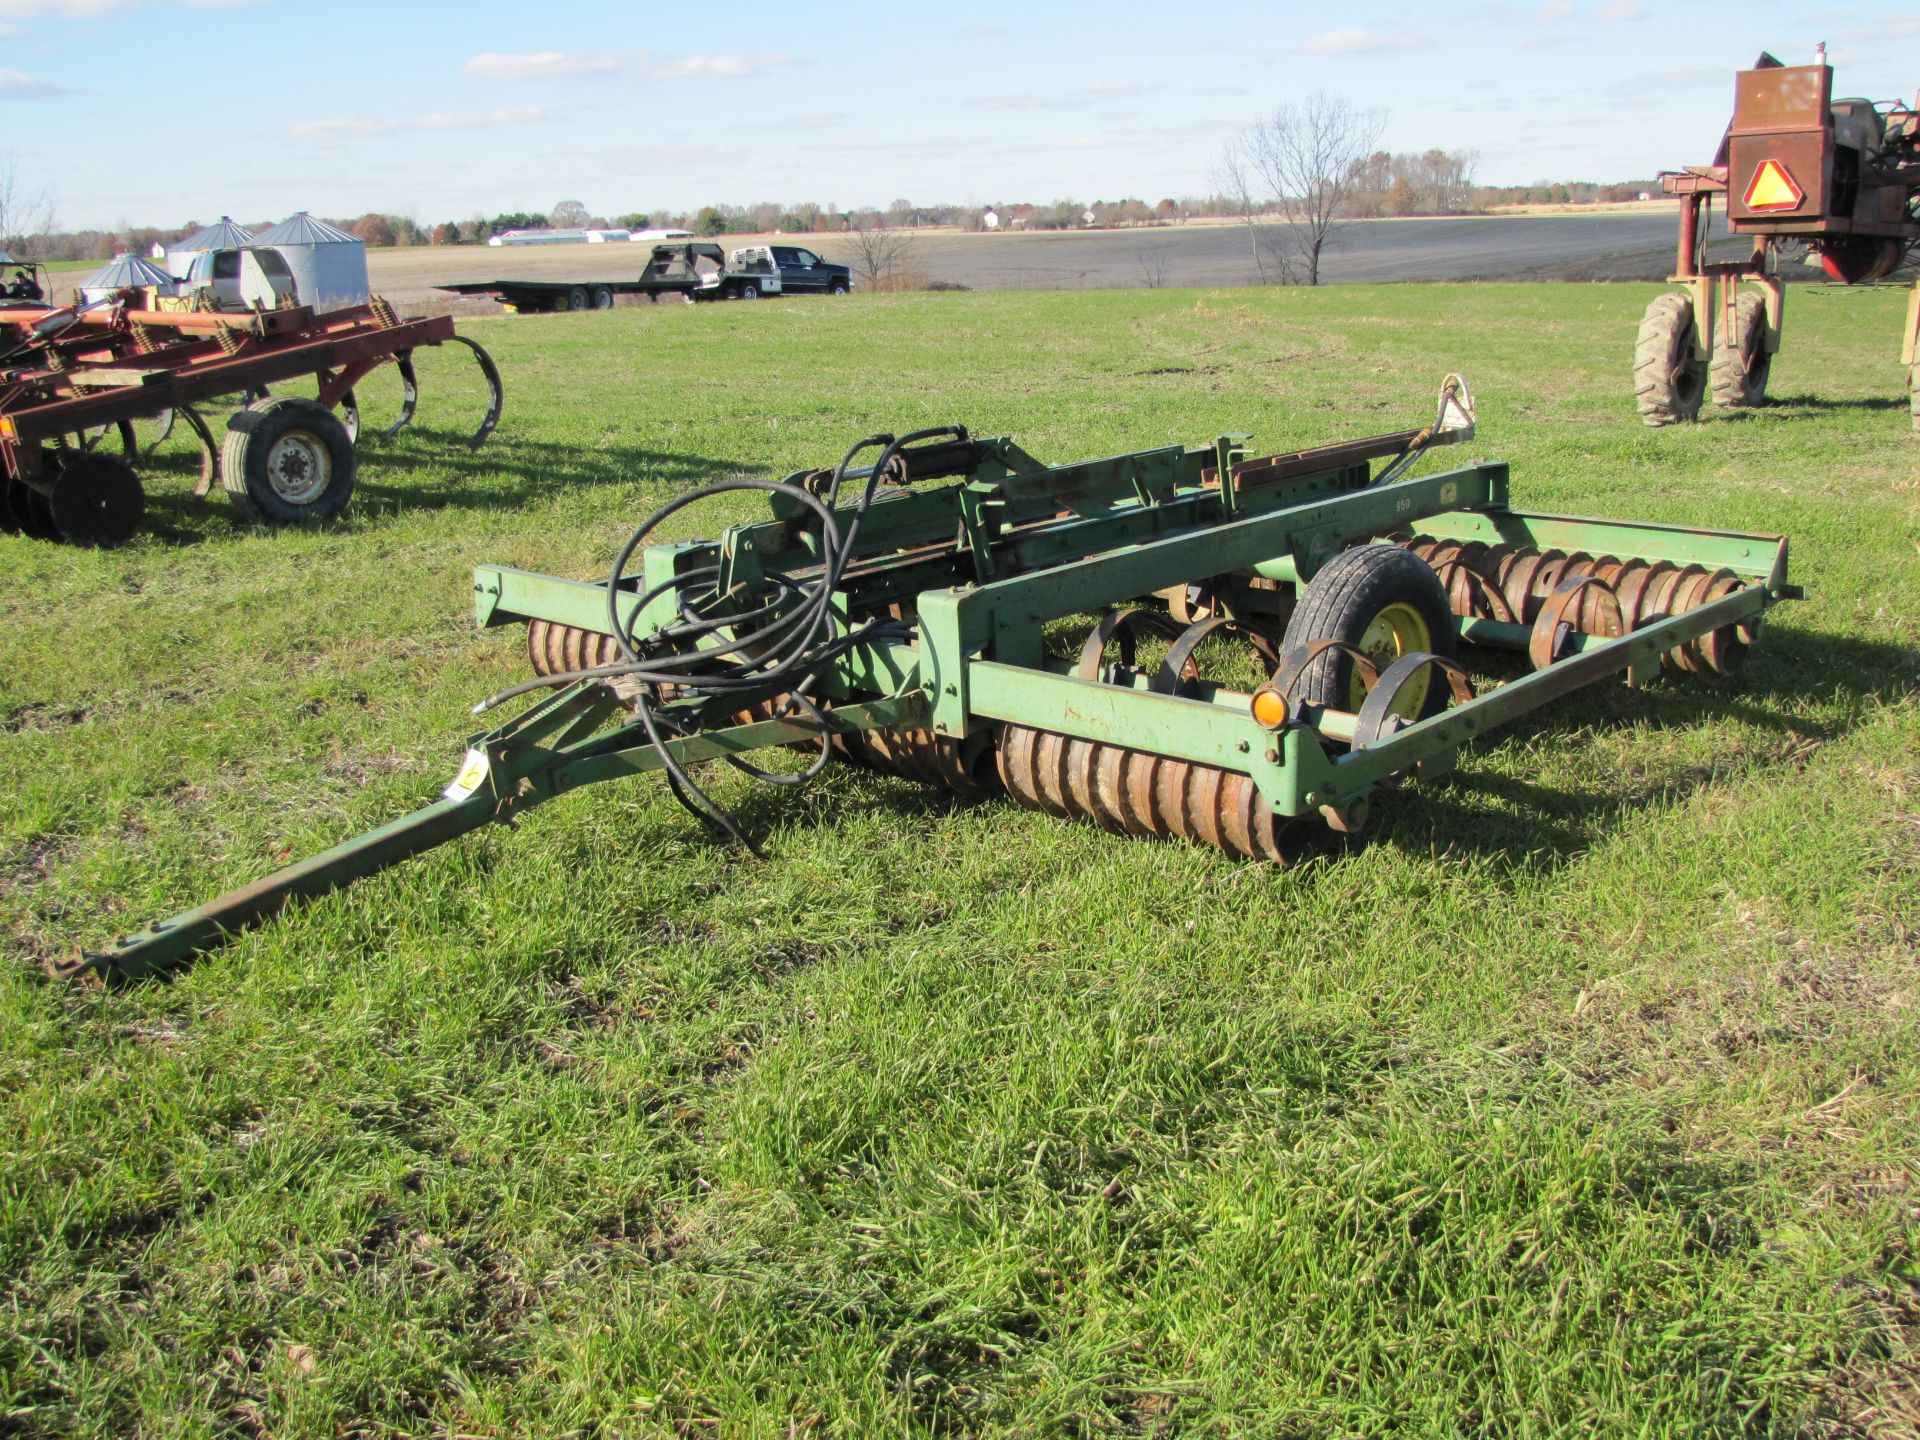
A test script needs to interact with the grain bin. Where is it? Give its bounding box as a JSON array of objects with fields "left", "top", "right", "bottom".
[
  {"left": 79, "top": 252, "right": 178, "bottom": 304},
  {"left": 253, "top": 212, "right": 368, "bottom": 310},
  {"left": 165, "top": 217, "right": 256, "bottom": 279}
]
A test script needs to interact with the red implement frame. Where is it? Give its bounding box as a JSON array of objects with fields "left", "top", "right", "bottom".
[{"left": 0, "top": 302, "right": 467, "bottom": 486}]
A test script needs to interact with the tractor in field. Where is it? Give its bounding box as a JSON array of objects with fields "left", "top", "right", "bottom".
[{"left": 1634, "top": 50, "right": 1919, "bottom": 430}]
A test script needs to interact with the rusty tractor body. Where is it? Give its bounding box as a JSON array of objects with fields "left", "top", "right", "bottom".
[
  {"left": 1637, "top": 51, "right": 1919, "bottom": 429},
  {"left": 0, "top": 296, "right": 502, "bottom": 545}
]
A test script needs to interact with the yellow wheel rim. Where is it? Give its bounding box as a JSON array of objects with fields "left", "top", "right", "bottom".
[{"left": 1352, "top": 601, "right": 1432, "bottom": 715}]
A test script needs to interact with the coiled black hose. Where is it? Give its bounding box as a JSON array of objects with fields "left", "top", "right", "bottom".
[{"left": 475, "top": 427, "right": 964, "bottom": 847}]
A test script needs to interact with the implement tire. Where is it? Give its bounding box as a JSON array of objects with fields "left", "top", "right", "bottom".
[
  {"left": 1281, "top": 544, "right": 1457, "bottom": 723},
  {"left": 220, "top": 397, "right": 356, "bottom": 525},
  {"left": 1634, "top": 292, "right": 1706, "bottom": 427},
  {"left": 1710, "top": 292, "right": 1772, "bottom": 408}
]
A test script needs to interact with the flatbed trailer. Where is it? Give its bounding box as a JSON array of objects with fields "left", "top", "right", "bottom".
[{"left": 437, "top": 241, "right": 851, "bottom": 312}]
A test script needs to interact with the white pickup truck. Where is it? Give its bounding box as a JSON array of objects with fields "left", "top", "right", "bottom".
[{"left": 167, "top": 247, "right": 299, "bottom": 312}]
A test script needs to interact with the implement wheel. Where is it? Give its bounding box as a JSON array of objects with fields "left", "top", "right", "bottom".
[
  {"left": 566, "top": 286, "right": 588, "bottom": 312},
  {"left": 590, "top": 285, "right": 613, "bottom": 309},
  {"left": 220, "top": 396, "right": 356, "bottom": 525},
  {"left": 1710, "top": 292, "right": 1772, "bottom": 409},
  {"left": 1634, "top": 292, "right": 1706, "bottom": 426},
  {"left": 1281, "top": 544, "right": 1456, "bottom": 722}
]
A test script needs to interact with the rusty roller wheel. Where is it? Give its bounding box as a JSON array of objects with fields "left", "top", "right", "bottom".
[
  {"left": 997, "top": 725, "right": 1294, "bottom": 862},
  {"left": 1529, "top": 576, "right": 1626, "bottom": 670},
  {"left": 994, "top": 607, "right": 1299, "bottom": 861},
  {"left": 526, "top": 618, "right": 626, "bottom": 677},
  {"left": 834, "top": 724, "right": 999, "bottom": 799},
  {"left": 1401, "top": 537, "right": 1755, "bottom": 676}
]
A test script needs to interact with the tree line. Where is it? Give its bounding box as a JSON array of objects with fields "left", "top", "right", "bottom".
[{"left": 11, "top": 178, "right": 1663, "bottom": 264}]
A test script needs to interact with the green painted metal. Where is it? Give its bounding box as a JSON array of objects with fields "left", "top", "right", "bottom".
[
  {"left": 89, "top": 397, "right": 1799, "bottom": 982},
  {"left": 80, "top": 689, "right": 922, "bottom": 980}
]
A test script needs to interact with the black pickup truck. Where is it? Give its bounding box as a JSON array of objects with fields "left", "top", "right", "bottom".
[{"left": 437, "top": 242, "right": 853, "bottom": 313}]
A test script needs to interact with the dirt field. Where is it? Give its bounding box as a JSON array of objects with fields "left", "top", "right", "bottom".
[{"left": 368, "top": 210, "right": 1739, "bottom": 316}]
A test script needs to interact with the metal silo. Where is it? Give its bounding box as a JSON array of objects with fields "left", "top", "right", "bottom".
[
  {"left": 253, "top": 212, "right": 369, "bottom": 311},
  {"left": 165, "top": 217, "right": 257, "bottom": 279}
]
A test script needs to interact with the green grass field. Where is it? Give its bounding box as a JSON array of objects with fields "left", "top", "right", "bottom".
[{"left": 2, "top": 284, "right": 1917, "bottom": 1438}]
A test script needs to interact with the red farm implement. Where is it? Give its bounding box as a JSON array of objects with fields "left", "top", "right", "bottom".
[{"left": 0, "top": 296, "right": 502, "bottom": 545}]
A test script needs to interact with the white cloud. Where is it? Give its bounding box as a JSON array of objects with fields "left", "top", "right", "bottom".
[
  {"left": 1535, "top": 0, "right": 1575, "bottom": 17},
  {"left": 0, "top": 66, "right": 62, "bottom": 96},
  {"left": 969, "top": 82, "right": 1168, "bottom": 111},
  {"left": 967, "top": 93, "right": 1087, "bottom": 111},
  {"left": 464, "top": 51, "right": 619, "bottom": 81},
  {"left": 1592, "top": 0, "right": 1646, "bottom": 19},
  {"left": 0, "top": 0, "right": 256, "bottom": 15},
  {"left": 1301, "top": 27, "right": 1425, "bottom": 55},
  {"left": 463, "top": 49, "right": 794, "bottom": 82},
  {"left": 288, "top": 106, "right": 554, "bottom": 141},
  {"left": 1839, "top": 16, "right": 1919, "bottom": 39}
]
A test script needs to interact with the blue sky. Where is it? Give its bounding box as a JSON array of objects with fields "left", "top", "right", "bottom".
[{"left": 2, "top": 0, "right": 1916, "bottom": 230}]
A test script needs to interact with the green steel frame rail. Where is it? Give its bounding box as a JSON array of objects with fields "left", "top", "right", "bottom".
[{"left": 76, "top": 405, "right": 1797, "bottom": 982}]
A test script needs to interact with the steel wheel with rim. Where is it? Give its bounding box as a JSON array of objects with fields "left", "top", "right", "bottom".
[
  {"left": 219, "top": 396, "right": 357, "bottom": 524},
  {"left": 1279, "top": 543, "right": 1457, "bottom": 728},
  {"left": 1351, "top": 600, "right": 1434, "bottom": 715}
]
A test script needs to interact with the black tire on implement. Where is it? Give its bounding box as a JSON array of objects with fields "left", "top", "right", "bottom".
[
  {"left": 1634, "top": 292, "right": 1707, "bottom": 426},
  {"left": 1710, "top": 291, "right": 1772, "bottom": 408},
  {"left": 590, "top": 286, "right": 613, "bottom": 309},
  {"left": 1280, "top": 544, "right": 1457, "bottom": 723},
  {"left": 220, "top": 397, "right": 357, "bottom": 525}
]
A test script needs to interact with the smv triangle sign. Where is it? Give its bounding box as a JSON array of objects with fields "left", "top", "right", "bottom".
[{"left": 1744, "top": 159, "right": 1804, "bottom": 212}]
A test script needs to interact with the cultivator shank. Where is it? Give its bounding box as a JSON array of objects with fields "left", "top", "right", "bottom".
[{"left": 79, "top": 378, "right": 1798, "bottom": 982}]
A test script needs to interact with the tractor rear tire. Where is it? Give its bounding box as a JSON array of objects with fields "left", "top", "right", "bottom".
[
  {"left": 1710, "top": 292, "right": 1772, "bottom": 408},
  {"left": 1280, "top": 544, "right": 1457, "bottom": 723},
  {"left": 220, "top": 397, "right": 356, "bottom": 525},
  {"left": 1634, "top": 292, "right": 1706, "bottom": 427}
]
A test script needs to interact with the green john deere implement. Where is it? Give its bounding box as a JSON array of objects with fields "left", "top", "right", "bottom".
[{"left": 76, "top": 377, "right": 1797, "bottom": 982}]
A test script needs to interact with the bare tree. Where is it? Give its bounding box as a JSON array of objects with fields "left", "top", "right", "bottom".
[
  {"left": 0, "top": 156, "right": 56, "bottom": 256},
  {"left": 548, "top": 198, "right": 590, "bottom": 229},
  {"left": 848, "top": 222, "right": 914, "bottom": 290},
  {"left": 1213, "top": 149, "right": 1295, "bottom": 286},
  {"left": 1136, "top": 243, "right": 1174, "bottom": 290},
  {"left": 1226, "top": 93, "right": 1385, "bottom": 286}
]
